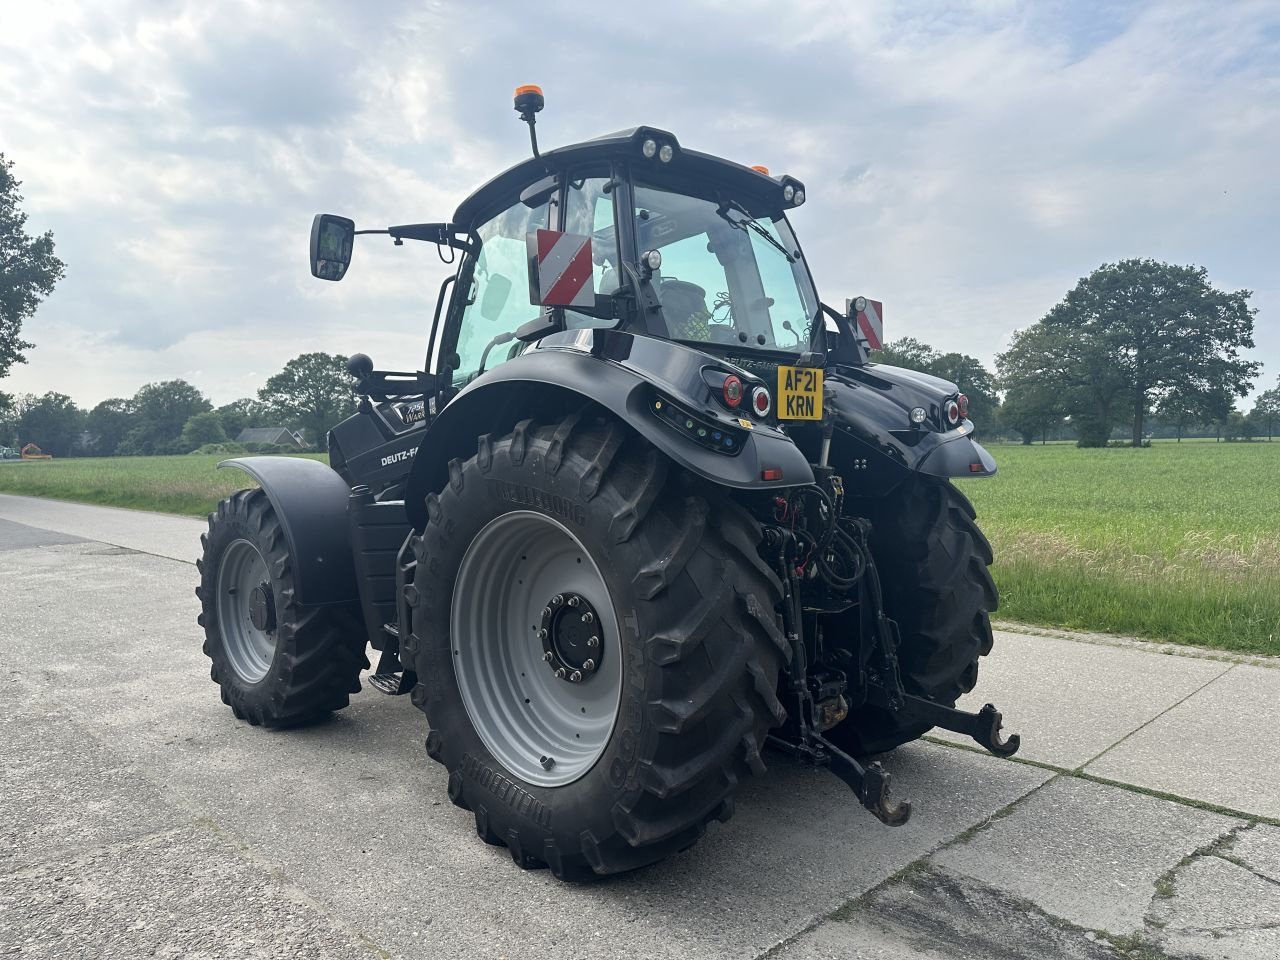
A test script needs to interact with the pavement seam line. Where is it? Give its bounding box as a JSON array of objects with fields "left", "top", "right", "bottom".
[
  {"left": 935, "top": 773, "right": 1064, "bottom": 849},
  {"left": 1215, "top": 852, "right": 1280, "bottom": 890},
  {"left": 1074, "top": 662, "right": 1238, "bottom": 772},
  {"left": 919, "top": 734, "right": 1280, "bottom": 825},
  {"left": 1147, "top": 820, "right": 1254, "bottom": 932},
  {"left": 751, "top": 772, "right": 1057, "bottom": 959},
  {"left": 0, "top": 826, "right": 196, "bottom": 882}
]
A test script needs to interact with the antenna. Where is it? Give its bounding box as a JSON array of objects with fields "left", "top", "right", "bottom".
[{"left": 513, "top": 84, "right": 545, "bottom": 158}]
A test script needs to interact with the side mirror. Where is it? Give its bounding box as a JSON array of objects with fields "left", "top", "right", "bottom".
[{"left": 310, "top": 214, "right": 355, "bottom": 281}]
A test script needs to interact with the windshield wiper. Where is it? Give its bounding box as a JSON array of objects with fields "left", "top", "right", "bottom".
[{"left": 715, "top": 201, "right": 796, "bottom": 263}]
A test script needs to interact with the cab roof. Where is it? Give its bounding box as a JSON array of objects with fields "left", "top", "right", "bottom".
[{"left": 452, "top": 126, "right": 790, "bottom": 228}]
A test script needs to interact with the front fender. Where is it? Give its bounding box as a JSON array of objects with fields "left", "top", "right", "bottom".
[
  {"left": 826, "top": 364, "right": 997, "bottom": 498},
  {"left": 404, "top": 329, "right": 813, "bottom": 530},
  {"left": 217, "top": 456, "right": 358, "bottom": 606}
]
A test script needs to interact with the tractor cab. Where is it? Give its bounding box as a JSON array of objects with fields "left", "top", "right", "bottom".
[
  {"left": 435, "top": 125, "right": 842, "bottom": 393},
  {"left": 310, "top": 90, "right": 866, "bottom": 403}
]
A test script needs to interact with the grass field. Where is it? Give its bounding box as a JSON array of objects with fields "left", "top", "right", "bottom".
[
  {"left": 2, "top": 444, "right": 1277, "bottom": 654},
  {"left": 0, "top": 454, "right": 324, "bottom": 517},
  {"left": 959, "top": 441, "right": 1279, "bottom": 654}
]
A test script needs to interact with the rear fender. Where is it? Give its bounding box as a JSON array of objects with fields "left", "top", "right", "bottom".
[
  {"left": 217, "top": 457, "right": 358, "bottom": 606},
  {"left": 403, "top": 329, "right": 813, "bottom": 530}
]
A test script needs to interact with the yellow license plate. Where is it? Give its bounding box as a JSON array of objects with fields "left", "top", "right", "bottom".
[{"left": 777, "top": 365, "right": 823, "bottom": 420}]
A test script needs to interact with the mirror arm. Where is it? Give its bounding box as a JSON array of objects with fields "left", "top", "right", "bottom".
[
  {"left": 356, "top": 223, "right": 479, "bottom": 256},
  {"left": 820, "top": 302, "right": 865, "bottom": 366}
]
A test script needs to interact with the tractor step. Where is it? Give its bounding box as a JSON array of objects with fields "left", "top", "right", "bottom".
[{"left": 367, "top": 648, "right": 416, "bottom": 696}]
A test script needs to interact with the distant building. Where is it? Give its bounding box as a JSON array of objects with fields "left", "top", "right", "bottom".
[{"left": 235, "top": 427, "right": 307, "bottom": 449}]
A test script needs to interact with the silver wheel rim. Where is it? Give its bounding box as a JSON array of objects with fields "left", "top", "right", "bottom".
[
  {"left": 216, "top": 538, "right": 276, "bottom": 684},
  {"left": 452, "top": 511, "right": 623, "bottom": 788}
]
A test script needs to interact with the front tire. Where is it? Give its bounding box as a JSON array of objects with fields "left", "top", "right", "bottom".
[
  {"left": 197, "top": 488, "right": 367, "bottom": 727},
  {"left": 405, "top": 415, "right": 789, "bottom": 879}
]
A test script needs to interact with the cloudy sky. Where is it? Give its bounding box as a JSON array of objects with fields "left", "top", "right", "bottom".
[{"left": 2, "top": 0, "right": 1277, "bottom": 408}]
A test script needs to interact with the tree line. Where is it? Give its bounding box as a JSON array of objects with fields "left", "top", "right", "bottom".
[
  {"left": 0, "top": 352, "right": 356, "bottom": 458},
  {"left": 873, "top": 259, "right": 1275, "bottom": 446},
  {"left": 3, "top": 152, "right": 1276, "bottom": 455}
]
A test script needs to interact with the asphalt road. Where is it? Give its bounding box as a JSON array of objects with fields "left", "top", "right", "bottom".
[{"left": 1, "top": 493, "right": 1277, "bottom": 959}]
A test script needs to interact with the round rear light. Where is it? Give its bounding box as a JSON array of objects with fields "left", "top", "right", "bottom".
[
  {"left": 751, "top": 386, "right": 772, "bottom": 418},
  {"left": 957, "top": 394, "right": 969, "bottom": 418},
  {"left": 722, "top": 375, "right": 743, "bottom": 408},
  {"left": 945, "top": 400, "right": 961, "bottom": 425}
]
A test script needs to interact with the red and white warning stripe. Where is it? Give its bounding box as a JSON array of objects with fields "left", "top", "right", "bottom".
[
  {"left": 855, "top": 298, "right": 883, "bottom": 350},
  {"left": 527, "top": 229, "right": 596, "bottom": 308}
]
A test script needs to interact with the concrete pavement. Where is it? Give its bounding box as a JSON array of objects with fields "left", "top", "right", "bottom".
[{"left": 1, "top": 493, "right": 1277, "bottom": 959}]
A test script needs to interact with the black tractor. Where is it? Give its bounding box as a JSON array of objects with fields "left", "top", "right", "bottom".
[{"left": 197, "top": 86, "right": 1017, "bottom": 880}]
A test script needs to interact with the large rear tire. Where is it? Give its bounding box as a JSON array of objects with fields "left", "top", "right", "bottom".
[
  {"left": 405, "top": 414, "right": 788, "bottom": 879},
  {"left": 197, "top": 488, "right": 368, "bottom": 727},
  {"left": 829, "top": 477, "right": 997, "bottom": 756}
]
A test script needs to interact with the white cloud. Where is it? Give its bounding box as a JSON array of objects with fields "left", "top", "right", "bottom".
[{"left": 1, "top": 0, "right": 1276, "bottom": 408}]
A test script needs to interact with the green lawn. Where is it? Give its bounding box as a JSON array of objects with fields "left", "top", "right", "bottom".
[
  {"left": 0, "top": 454, "right": 324, "bottom": 517},
  {"left": 2, "top": 443, "right": 1277, "bottom": 654},
  {"left": 959, "top": 441, "right": 1280, "bottom": 654}
]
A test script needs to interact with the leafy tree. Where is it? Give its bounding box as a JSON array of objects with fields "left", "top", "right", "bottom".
[
  {"left": 872, "top": 337, "right": 938, "bottom": 371},
  {"left": 84, "top": 398, "right": 136, "bottom": 457},
  {"left": 215, "top": 398, "right": 267, "bottom": 440},
  {"left": 16, "top": 392, "right": 83, "bottom": 457},
  {"left": 1221, "top": 410, "right": 1255, "bottom": 442},
  {"left": 1, "top": 154, "right": 66, "bottom": 379},
  {"left": 1251, "top": 379, "right": 1280, "bottom": 441},
  {"left": 180, "top": 411, "right": 227, "bottom": 451},
  {"left": 1001, "top": 260, "right": 1259, "bottom": 448},
  {"left": 997, "top": 321, "right": 1127, "bottom": 447},
  {"left": 998, "top": 384, "right": 1063, "bottom": 444},
  {"left": 1156, "top": 380, "right": 1236, "bottom": 443},
  {"left": 258, "top": 352, "right": 355, "bottom": 446},
  {"left": 0, "top": 391, "right": 16, "bottom": 446},
  {"left": 871, "top": 338, "right": 999, "bottom": 426},
  {"left": 118, "top": 379, "right": 211, "bottom": 455}
]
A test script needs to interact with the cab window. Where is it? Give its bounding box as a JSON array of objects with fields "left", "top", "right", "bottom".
[
  {"left": 632, "top": 181, "right": 816, "bottom": 351},
  {"left": 452, "top": 198, "right": 549, "bottom": 385}
]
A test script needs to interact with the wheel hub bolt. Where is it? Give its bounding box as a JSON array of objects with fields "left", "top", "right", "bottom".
[
  {"left": 538, "top": 628, "right": 548, "bottom": 640},
  {"left": 542, "top": 650, "right": 553, "bottom": 662},
  {"left": 581, "top": 612, "right": 594, "bottom": 624},
  {"left": 570, "top": 670, "right": 583, "bottom": 683},
  {"left": 582, "top": 659, "right": 595, "bottom": 672},
  {"left": 540, "top": 755, "right": 555, "bottom": 770},
  {"left": 542, "top": 607, "right": 551, "bottom": 618},
  {"left": 587, "top": 636, "right": 599, "bottom": 648},
  {"left": 554, "top": 667, "right": 566, "bottom": 679},
  {"left": 567, "top": 596, "right": 580, "bottom": 608},
  {"left": 551, "top": 594, "right": 564, "bottom": 607}
]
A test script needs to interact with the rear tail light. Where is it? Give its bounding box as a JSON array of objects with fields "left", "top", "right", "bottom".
[
  {"left": 957, "top": 394, "right": 969, "bottom": 419},
  {"left": 751, "top": 385, "right": 772, "bottom": 418},
  {"left": 722, "top": 375, "right": 743, "bottom": 408},
  {"left": 944, "top": 400, "right": 961, "bottom": 426}
]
